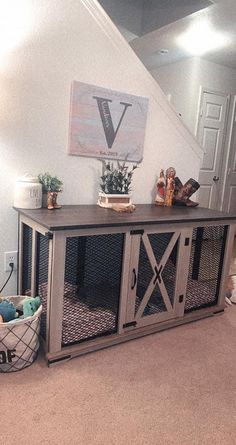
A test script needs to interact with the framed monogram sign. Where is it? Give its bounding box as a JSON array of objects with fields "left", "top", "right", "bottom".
[{"left": 68, "top": 81, "right": 149, "bottom": 162}]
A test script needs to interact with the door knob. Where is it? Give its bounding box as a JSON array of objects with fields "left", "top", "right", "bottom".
[{"left": 213, "top": 176, "right": 219, "bottom": 181}]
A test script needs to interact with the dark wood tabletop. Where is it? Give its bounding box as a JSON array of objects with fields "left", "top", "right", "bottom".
[{"left": 14, "top": 204, "right": 236, "bottom": 231}]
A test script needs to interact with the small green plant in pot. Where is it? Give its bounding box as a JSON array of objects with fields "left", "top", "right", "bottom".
[
  {"left": 98, "top": 160, "right": 137, "bottom": 209},
  {"left": 38, "top": 172, "right": 63, "bottom": 210}
]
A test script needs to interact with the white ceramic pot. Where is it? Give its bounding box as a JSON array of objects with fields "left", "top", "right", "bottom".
[{"left": 14, "top": 174, "right": 42, "bottom": 209}]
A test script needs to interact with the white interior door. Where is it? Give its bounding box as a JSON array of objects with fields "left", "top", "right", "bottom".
[{"left": 197, "top": 90, "right": 229, "bottom": 209}]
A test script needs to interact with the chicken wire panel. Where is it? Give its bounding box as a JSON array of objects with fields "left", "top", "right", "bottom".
[
  {"left": 136, "top": 233, "right": 177, "bottom": 317},
  {"left": 185, "top": 225, "right": 227, "bottom": 312},
  {"left": 22, "top": 224, "right": 32, "bottom": 295},
  {"left": 62, "top": 233, "right": 124, "bottom": 346},
  {"left": 36, "top": 234, "right": 49, "bottom": 341}
]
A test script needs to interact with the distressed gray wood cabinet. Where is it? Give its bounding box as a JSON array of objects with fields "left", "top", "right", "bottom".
[{"left": 15, "top": 205, "right": 236, "bottom": 365}]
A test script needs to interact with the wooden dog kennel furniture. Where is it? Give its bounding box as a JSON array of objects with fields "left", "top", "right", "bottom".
[{"left": 15, "top": 205, "right": 236, "bottom": 365}]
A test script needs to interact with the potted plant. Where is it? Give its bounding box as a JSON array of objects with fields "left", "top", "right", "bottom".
[
  {"left": 97, "top": 160, "right": 137, "bottom": 209},
  {"left": 38, "top": 172, "right": 63, "bottom": 210}
]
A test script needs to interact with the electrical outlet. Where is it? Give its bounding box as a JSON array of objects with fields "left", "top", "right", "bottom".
[{"left": 4, "top": 251, "right": 18, "bottom": 272}]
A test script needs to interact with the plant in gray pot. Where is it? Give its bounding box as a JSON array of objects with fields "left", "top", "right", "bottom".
[
  {"left": 97, "top": 160, "right": 137, "bottom": 209},
  {"left": 38, "top": 172, "right": 63, "bottom": 210}
]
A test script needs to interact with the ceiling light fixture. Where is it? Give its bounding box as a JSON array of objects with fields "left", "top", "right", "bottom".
[
  {"left": 158, "top": 49, "right": 169, "bottom": 55},
  {"left": 176, "top": 20, "right": 229, "bottom": 56}
]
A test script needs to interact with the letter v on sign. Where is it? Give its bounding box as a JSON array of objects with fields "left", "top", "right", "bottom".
[{"left": 93, "top": 96, "right": 132, "bottom": 149}]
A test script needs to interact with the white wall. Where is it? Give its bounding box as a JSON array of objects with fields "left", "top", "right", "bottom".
[
  {"left": 0, "top": 0, "right": 202, "bottom": 295},
  {"left": 151, "top": 57, "right": 236, "bottom": 134}
]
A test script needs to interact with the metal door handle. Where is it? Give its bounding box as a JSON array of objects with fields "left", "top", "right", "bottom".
[
  {"left": 213, "top": 176, "right": 219, "bottom": 181},
  {"left": 131, "top": 268, "right": 137, "bottom": 290}
]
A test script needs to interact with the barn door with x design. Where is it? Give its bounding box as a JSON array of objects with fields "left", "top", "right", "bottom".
[{"left": 125, "top": 230, "right": 181, "bottom": 329}]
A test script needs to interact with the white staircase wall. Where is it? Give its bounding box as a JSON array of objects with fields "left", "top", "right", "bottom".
[{"left": 0, "top": 0, "right": 203, "bottom": 294}]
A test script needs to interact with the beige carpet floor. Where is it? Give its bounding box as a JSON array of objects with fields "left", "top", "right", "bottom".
[
  {"left": 2, "top": 242, "right": 236, "bottom": 445},
  {"left": 2, "top": 303, "right": 236, "bottom": 445}
]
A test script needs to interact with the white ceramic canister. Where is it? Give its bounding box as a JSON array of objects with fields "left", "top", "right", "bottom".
[{"left": 14, "top": 174, "right": 42, "bottom": 209}]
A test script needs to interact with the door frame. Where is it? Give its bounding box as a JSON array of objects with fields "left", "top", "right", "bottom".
[{"left": 221, "top": 94, "right": 236, "bottom": 212}]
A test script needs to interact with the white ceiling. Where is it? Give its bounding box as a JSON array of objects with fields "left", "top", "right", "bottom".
[{"left": 130, "top": 0, "right": 236, "bottom": 70}]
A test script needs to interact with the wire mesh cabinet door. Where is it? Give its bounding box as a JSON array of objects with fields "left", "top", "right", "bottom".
[
  {"left": 184, "top": 224, "right": 229, "bottom": 313},
  {"left": 59, "top": 232, "right": 125, "bottom": 347},
  {"left": 124, "top": 228, "right": 191, "bottom": 329}
]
